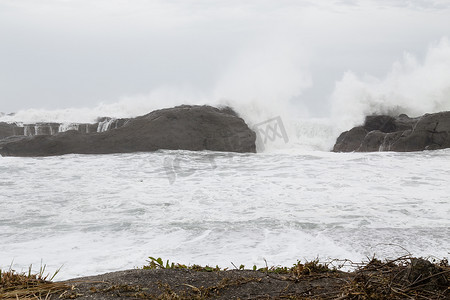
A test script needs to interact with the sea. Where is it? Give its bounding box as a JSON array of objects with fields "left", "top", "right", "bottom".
[
  {"left": 1, "top": 108, "right": 449, "bottom": 280},
  {"left": 2, "top": 0, "right": 450, "bottom": 282}
]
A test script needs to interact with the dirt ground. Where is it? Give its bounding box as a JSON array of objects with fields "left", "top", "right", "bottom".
[
  {"left": 59, "top": 268, "right": 351, "bottom": 299},
  {"left": 55, "top": 258, "right": 449, "bottom": 300}
]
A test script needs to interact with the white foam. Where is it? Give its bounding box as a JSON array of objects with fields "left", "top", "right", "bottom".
[
  {"left": 0, "top": 150, "right": 449, "bottom": 279},
  {"left": 59, "top": 123, "right": 79, "bottom": 133}
]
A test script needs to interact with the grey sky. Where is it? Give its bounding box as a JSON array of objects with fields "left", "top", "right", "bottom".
[{"left": 1, "top": 0, "right": 449, "bottom": 117}]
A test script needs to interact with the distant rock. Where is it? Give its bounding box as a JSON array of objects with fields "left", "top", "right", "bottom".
[
  {"left": 0, "top": 105, "right": 256, "bottom": 156},
  {"left": 333, "top": 111, "right": 450, "bottom": 152},
  {"left": 0, "top": 122, "right": 24, "bottom": 139},
  {"left": 0, "top": 117, "right": 130, "bottom": 140}
]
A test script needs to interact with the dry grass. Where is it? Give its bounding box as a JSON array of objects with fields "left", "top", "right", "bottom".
[
  {"left": 340, "top": 256, "right": 450, "bottom": 299},
  {"left": 0, "top": 265, "right": 69, "bottom": 300}
]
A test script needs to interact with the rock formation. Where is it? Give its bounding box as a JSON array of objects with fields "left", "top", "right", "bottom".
[
  {"left": 0, "top": 122, "right": 24, "bottom": 139},
  {"left": 0, "top": 119, "right": 130, "bottom": 140},
  {"left": 0, "top": 105, "right": 256, "bottom": 156},
  {"left": 333, "top": 111, "right": 450, "bottom": 152}
]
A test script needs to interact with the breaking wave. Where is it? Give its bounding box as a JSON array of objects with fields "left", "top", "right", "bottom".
[{"left": 1, "top": 37, "right": 450, "bottom": 152}]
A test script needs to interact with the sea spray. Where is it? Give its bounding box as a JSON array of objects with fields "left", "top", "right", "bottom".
[
  {"left": 331, "top": 37, "right": 450, "bottom": 132},
  {"left": 1, "top": 38, "right": 450, "bottom": 152}
]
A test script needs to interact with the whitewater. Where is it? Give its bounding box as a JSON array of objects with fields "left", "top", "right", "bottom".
[
  {"left": 1, "top": 12, "right": 450, "bottom": 281},
  {"left": 1, "top": 40, "right": 450, "bottom": 279},
  {"left": 1, "top": 147, "right": 449, "bottom": 280}
]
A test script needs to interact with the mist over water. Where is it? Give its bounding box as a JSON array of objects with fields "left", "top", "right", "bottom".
[
  {"left": 332, "top": 37, "right": 450, "bottom": 131},
  {"left": 2, "top": 1, "right": 450, "bottom": 149}
]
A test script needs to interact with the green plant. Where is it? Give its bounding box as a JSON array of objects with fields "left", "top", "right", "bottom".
[{"left": 143, "top": 257, "right": 222, "bottom": 272}]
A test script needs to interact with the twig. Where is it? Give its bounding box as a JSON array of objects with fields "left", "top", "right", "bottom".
[
  {"left": 182, "top": 283, "right": 201, "bottom": 293},
  {"left": 405, "top": 269, "right": 450, "bottom": 290},
  {"left": 263, "top": 258, "right": 269, "bottom": 276},
  {"left": 230, "top": 262, "right": 239, "bottom": 270}
]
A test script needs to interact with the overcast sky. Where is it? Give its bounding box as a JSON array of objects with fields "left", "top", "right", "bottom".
[{"left": 1, "top": 0, "right": 450, "bottom": 118}]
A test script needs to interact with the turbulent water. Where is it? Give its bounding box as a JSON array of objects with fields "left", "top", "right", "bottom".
[
  {"left": 1, "top": 149, "right": 449, "bottom": 280},
  {"left": 2, "top": 0, "right": 450, "bottom": 282}
]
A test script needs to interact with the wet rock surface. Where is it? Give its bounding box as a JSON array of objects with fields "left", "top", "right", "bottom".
[
  {"left": 0, "top": 122, "right": 23, "bottom": 139},
  {"left": 333, "top": 111, "right": 450, "bottom": 152},
  {"left": 0, "top": 105, "right": 256, "bottom": 157},
  {"left": 0, "top": 119, "right": 126, "bottom": 140}
]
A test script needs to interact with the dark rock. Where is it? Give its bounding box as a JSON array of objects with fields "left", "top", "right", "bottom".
[
  {"left": 0, "top": 122, "right": 23, "bottom": 139},
  {"left": 0, "top": 119, "right": 129, "bottom": 140},
  {"left": 218, "top": 106, "right": 240, "bottom": 117},
  {"left": 30, "top": 123, "right": 60, "bottom": 135},
  {"left": 333, "top": 111, "right": 450, "bottom": 152},
  {"left": 363, "top": 115, "right": 397, "bottom": 133},
  {"left": 333, "top": 127, "right": 367, "bottom": 152},
  {"left": 76, "top": 124, "right": 92, "bottom": 134},
  {"left": 358, "top": 130, "right": 387, "bottom": 152},
  {"left": 0, "top": 122, "right": 15, "bottom": 139},
  {"left": 15, "top": 126, "right": 25, "bottom": 136},
  {"left": 0, "top": 105, "right": 256, "bottom": 157}
]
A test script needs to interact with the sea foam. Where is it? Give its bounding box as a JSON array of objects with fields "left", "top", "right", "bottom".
[{"left": 0, "top": 150, "right": 449, "bottom": 279}]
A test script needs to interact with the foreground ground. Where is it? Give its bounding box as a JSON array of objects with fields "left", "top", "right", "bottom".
[{"left": 1, "top": 257, "right": 449, "bottom": 299}]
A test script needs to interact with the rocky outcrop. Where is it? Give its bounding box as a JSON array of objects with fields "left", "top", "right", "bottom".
[
  {"left": 0, "top": 122, "right": 24, "bottom": 139},
  {"left": 0, "top": 118, "right": 130, "bottom": 140},
  {"left": 333, "top": 111, "right": 450, "bottom": 152},
  {"left": 0, "top": 105, "right": 256, "bottom": 156}
]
